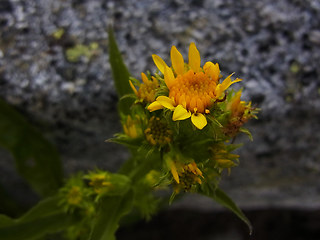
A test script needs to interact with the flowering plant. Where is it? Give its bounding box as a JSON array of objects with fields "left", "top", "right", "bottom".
[{"left": 0, "top": 28, "right": 258, "bottom": 240}]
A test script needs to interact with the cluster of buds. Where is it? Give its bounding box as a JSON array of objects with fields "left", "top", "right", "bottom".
[
  {"left": 58, "top": 169, "right": 131, "bottom": 239},
  {"left": 115, "top": 43, "right": 258, "bottom": 198},
  {"left": 59, "top": 170, "right": 131, "bottom": 212}
]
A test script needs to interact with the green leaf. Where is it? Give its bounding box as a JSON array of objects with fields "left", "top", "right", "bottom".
[
  {"left": 108, "top": 27, "right": 134, "bottom": 115},
  {"left": 202, "top": 187, "right": 252, "bottom": 234},
  {"left": 0, "top": 99, "right": 63, "bottom": 196},
  {"left": 89, "top": 190, "right": 134, "bottom": 240},
  {"left": 0, "top": 213, "right": 74, "bottom": 240},
  {"left": 0, "top": 214, "right": 14, "bottom": 228},
  {"left": 0, "top": 196, "right": 76, "bottom": 240},
  {"left": 18, "top": 196, "right": 62, "bottom": 222},
  {"left": 108, "top": 27, "right": 132, "bottom": 97}
]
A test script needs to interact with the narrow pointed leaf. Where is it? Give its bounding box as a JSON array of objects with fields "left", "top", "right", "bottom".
[
  {"left": 202, "top": 187, "right": 252, "bottom": 234},
  {"left": 108, "top": 27, "right": 132, "bottom": 97},
  {"left": 108, "top": 27, "right": 134, "bottom": 115}
]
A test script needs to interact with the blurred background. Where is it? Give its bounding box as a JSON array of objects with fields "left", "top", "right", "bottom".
[{"left": 0, "top": 0, "right": 319, "bottom": 239}]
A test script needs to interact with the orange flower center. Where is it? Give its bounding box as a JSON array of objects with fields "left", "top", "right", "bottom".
[{"left": 168, "top": 70, "right": 217, "bottom": 113}]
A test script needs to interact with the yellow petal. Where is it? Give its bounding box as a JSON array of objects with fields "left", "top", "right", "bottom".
[
  {"left": 231, "top": 77, "right": 242, "bottom": 85},
  {"left": 187, "top": 163, "right": 196, "bottom": 174},
  {"left": 195, "top": 167, "right": 203, "bottom": 177},
  {"left": 170, "top": 162, "right": 179, "bottom": 184},
  {"left": 156, "top": 96, "right": 175, "bottom": 110},
  {"left": 172, "top": 105, "right": 191, "bottom": 121},
  {"left": 164, "top": 66, "right": 175, "bottom": 88},
  {"left": 165, "top": 157, "right": 179, "bottom": 183},
  {"left": 129, "top": 80, "right": 138, "bottom": 96},
  {"left": 203, "top": 62, "right": 220, "bottom": 82},
  {"left": 221, "top": 73, "right": 242, "bottom": 90},
  {"left": 220, "top": 73, "right": 232, "bottom": 90},
  {"left": 191, "top": 113, "right": 207, "bottom": 129},
  {"left": 229, "top": 90, "right": 242, "bottom": 112},
  {"left": 170, "top": 46, "right": 184, "bottom": 75},
  {"left": 152, "top": 54, "right": 168, "bottom": 74},
  {"left": 188, "top": 42, "right": 201, "bottom": 73},
  {"left": 141, "top": 72, "right": 149, "bottom": 84},
  {"left": 216, "top": 74, "right": 242, "bottom": 98},
  {"left": 151, "top": 76, "right": 158, "bottom": 85},
  {"left": 215, "top": 84, "right": 223, "bottom": 98},
  {"left": 147, "top": 101, "right": 164, "bottom": 112}
]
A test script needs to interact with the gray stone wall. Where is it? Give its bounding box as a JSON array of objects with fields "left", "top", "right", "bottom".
[{"left": 0, "top": 0, "right": 320, "bottom": 209}]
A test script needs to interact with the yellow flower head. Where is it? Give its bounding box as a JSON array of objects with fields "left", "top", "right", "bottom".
[
  {"left": 130, "top": 73, "right": 159, "bottom": 103},
  {"left": 58, "top": 174, "right": 89, "bottom": 212},
  {"left": 210, "top": 143, "right": 239, "bottom": 175},
  {"left": 227, "top": 90, "right": 246, "bottom": 119},
  {"left": 67, "top": 186, "right": 82, "bottom": 205},
  {"left": 144, "top": 116, "right": 172, "bottom": 146},
  {"left": 223, "top": 90, "right": 257, "bottom": 137},
  {"left": 123, "top": 115, "right": 143, "bottom": 139},
  {"left": 85, "top": 172, "right": 112, "bottom": 194},
  {"left": 165, "top": 157, "right": 203, "bottom": 192},
  {"left": 147, "top": 43, "right": 241, "bottom": 129}
]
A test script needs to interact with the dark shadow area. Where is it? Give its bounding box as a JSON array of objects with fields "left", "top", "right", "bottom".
[{"left": 117, "top": 208, "right": 320, "bottom": 240}]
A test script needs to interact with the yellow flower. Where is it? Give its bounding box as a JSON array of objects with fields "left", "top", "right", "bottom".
[
  {"left": 144, "top": 116, "right": 172, "bottom": 146},
  {"left": 123, "top": 115, "right": 143, "bottom": 138},
  {"left": 67, "top": 186, "right": 82, "bottom": 205},
  {"left": 85, "top": 172, "right": 112, "bottom": 194},
  {"left": 227, "top": 90, "right": 246, "bottom": 119},
  {"left": 210, "top": 143, "right": 239, "bottom": 175},
  {"left": 223, "top": 90, "right": 257, "bottom": 137},
  {"left": 147, "top": 43, "right": 241, "bottom": 129},
  {"left": 130, "top": 73, "right": 159, "bottom": 103},
  {"left": 165, "top": 157, "right": 203, "bottom": 192}
]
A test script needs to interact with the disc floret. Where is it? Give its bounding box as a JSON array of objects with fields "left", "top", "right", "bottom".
[{"left": 144, "top": 116, "right": 172, "bottom": 146}]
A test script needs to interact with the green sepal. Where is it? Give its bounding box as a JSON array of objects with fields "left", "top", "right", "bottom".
[
  {"left": 239, "top": 127, "right": 253, "bottom": 141},
  {"left": 107, "top": 134, "right": 144, "bottom": 149},
  {"left": 0, "top": 98, "right": 63, "bottom": 196},
  {"left": 225, "top": 143, "right": 243, "bottom": 152}
]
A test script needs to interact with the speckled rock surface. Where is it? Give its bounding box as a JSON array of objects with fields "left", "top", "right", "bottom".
[{"left": 0, "top": 0, "right": 320, "bottom": 209}]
